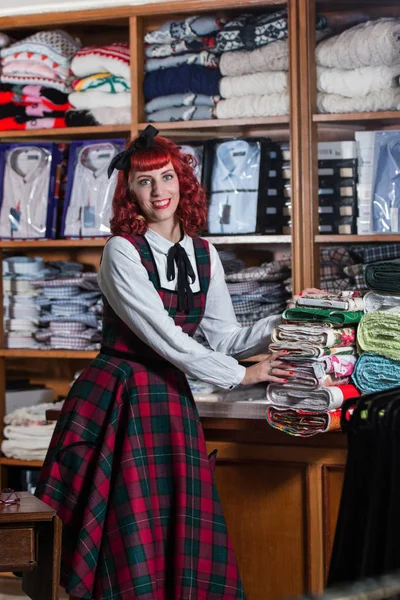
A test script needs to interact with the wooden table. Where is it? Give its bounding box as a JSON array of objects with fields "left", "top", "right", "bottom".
[{"left": 0, "top": 491, "right": 62, "bottom": 600}]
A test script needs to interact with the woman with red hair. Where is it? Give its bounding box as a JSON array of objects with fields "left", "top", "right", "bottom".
[{"left": 36, "top": 126, "right": 315, "bottom": 600}]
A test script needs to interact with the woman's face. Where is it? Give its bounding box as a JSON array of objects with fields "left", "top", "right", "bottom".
[{"left": 130, "top": 161, "right": 180, "bottom": 226}]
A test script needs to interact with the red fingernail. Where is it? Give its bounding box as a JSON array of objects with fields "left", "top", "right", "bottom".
[
  {"left": 299, "top": 292, "right": 303, "bottom": 296},
  {"left": 282, "top": 350, "right": 287, "bottom": 354},
  {"left": 283, "top": 379, "right": 288, "bottom": 382},
  {"left": 289, "top": 371, "right": 294, "bottom": 376},
  {"left": 290, "top": 365, "right": 296, "bottom": 368}
]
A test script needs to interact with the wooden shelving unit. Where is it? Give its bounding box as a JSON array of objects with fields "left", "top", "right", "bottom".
[
  {"left": 313, "top": 111, "right": 400, "bottom": 123},
  {"left": 0, "top": 124, "right": 132, "bottom": 139},
  {"left": 316, "top": 234, "right": 400, "bottom": 243}
]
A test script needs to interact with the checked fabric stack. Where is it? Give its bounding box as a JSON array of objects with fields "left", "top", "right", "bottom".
[
  {"left": 266, "top": 290, "right": 362, "bottom": 437},
  {"left": 353, "top": 246, "right": 400, "bottom": 394}
]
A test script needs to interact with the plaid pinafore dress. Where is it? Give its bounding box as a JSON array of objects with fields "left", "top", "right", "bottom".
[{"left": 35, "top": 234, "right": 246, "bottom": 600}]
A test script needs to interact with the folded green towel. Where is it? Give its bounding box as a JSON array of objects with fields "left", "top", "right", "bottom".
[
  {"left": 364, "top": 259, "right": 400, "bottom": 292},
  {"left": 282, "top": 307, "right": 363, "bottom": 326},
  {"left": 358, "top": 312, "right": 400, "bottom": 360},
  {"left": 352, "top": 353, "right": 400, "bottom": 393}
]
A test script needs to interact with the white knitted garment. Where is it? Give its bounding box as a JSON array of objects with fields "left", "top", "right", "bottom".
[
  {"left": 220, "top": 71, "right": 288, "bottom": 98},
  {"left": 317, "top": 64, "right": 400, "bottom": 97},
  {"left": 316, "top": 18, "right": 400, "bottom": 69},
  {"left": 220, "top": 39, "right": 289, "bottom": 76},
  {"left": 69, "top": 91, "right": 131, "bottom": 109},
  {"left": 215, "top": 93, "right": 289, "bottom": 119},
  {"left": 317, "top": 89, "right": 400, "bottom": 113}
]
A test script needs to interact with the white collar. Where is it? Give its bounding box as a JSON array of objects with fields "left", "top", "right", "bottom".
[
  {"left": 145, "top": 228, "right": 194, "bottom": 256},
  {"left": 9, "top": 146, "right": 49, "bottom": 183},
  {"left": 78, "top": 142, "right": 117, "bottom": 179}
]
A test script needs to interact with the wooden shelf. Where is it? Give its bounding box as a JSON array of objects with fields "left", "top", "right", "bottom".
[
  {"left": 314, "top": 111, "right": 400, "bottom": 123},
  {"left": 139, "top": 116, "right": 290, "bottom": 132},
  {"left": 0, "top": 457, "right": 43, "bottom": 468},
  {"left": 316, "top": 234, "right": 400, "bottom": 243},
  {"left": 0, "top": 349, "right": 97, "bottom": 359},
  {"left": 0, "top": 124, "right": 131, "bottom": 139},
  {"left": 204, "top": 235, "right": 291, "bottom": 245}
]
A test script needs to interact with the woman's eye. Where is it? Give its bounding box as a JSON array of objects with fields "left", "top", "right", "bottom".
[
  {"left": 164, "top": 173, "right": 173, "bottom": 181},
  {"left": 139, "top": 179, "right": 150, "bottom": 186}
]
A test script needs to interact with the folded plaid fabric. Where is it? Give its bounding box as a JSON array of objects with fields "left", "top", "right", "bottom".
[
  {"left": 266, "top": 406, "right": 343, "bottom": 437},
  {"left": 354, "top": 274, "right": 368, "bottom": 290},
  {"left": 358, "top": 312, "right": 400, "bottom": 360},
  {"left": 343, "top": 263, "right": 364, "bottom": 277},
  {"left": 225, "top": 258, "right": 291, "bottom": 282},
  {"left": 362, "top": 244, "right": 400, "bottom": 264},
  {"left": 364, "top": 259, "right": 400, "bottom": 292},
  {"left": 266, "top": 382, "right": 359, "bottom": 411},
  {"left": 272, "top": 324, "right": 356, "bottom": 347},
  {"left": 320, "top": 277, "right": 352, "bottom": 292},
  {"left": 320, "top": 246, "right": 355, "bottom": 266},
  {"left": 364, "top": 291, "right": 400, "bottom": 313},
  {"left": 226, "top": 281, "right": 260, "bottom": 295},
  {"left": 269, "top": 342, "right": 356, "bottom": 359},
  {"left": 320, "top": 265, "right": 343, "bottom": 279},
  {"left": 352, "top": 352, "right": 400, "bottom": 393},
  {"left": 236, "top": 304, "right": 285, "bottom": 326},
  {"left": 283, "top": 307, "right": 363, "bottom": 325}
]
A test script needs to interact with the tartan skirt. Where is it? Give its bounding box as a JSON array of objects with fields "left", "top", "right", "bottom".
[{"left": 35, "top": 352, "right": 246, "bottom": 600}]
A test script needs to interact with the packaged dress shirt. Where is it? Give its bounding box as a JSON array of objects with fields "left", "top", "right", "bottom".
[
  {"left": 204, "top": 137, "right": 277, "bottom": 234},
  {"left": 61, "top": 139, "right": 124, "bottom": 238},
  {"left": 0, "top": 143, "right": 63, "bottom": 239},
  {"left": 372, "top": 131, "right": 400, "bottom": 234}
]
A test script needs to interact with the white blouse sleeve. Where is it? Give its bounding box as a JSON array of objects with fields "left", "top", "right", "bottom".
[
  {"left": 97, "top": 236, "right": 246, "bottom": 390},
  {"left": 198, "top": 243, "right": 281, "bottom": 360}
]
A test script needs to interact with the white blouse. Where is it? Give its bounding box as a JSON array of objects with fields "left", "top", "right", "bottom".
[{"left": 97, "top": 229, "right": 281, "bottom": 390}]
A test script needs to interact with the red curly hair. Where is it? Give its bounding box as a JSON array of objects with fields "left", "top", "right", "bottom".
[{"left": 110, "top": 135, "right": 207, "bottom": 238}]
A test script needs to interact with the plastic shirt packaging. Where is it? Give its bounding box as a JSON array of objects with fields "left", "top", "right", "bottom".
[
  {"left": 204, "top": 137, "right": 277, "bottom": 235},
  {"left": 372, "top": 130, "right": 400, "bottom": 234},
  {"left": 0, "top": 143, "right": 63, "bottom": 240},
  {"left": 61, "top": 139, "right": 124, "bottom": 238},
  {"left": 179, "top": 142, "right": 204, "bottom": 183}
]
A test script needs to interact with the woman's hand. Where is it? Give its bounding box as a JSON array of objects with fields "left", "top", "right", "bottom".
[{"left": 240, "top": 351, "right": 294, "bottom": 386}]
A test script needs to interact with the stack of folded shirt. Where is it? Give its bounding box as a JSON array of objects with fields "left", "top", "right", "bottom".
[
  {"left": 355, "top": 257, "right": 400, "bottom": 392},
  {"left": 67, "top": 43, "right": 131, "bottom": 127},
  {"left": 316, "top": 18, "right": 400, "bottom": 114},
  {"left": 0, "top": 30, "right": 80, "bottom": 130},
  {"left": 1, "top": 401, "right": 63, "bottom": 461},
  {"left": 215, "top": 9, "right": 328, "bottom": 119},
  {"left": 266, "top": 290, "right": 362, "bottom": 436},
  {"left": 31, "top": 263, "right": 102, "bottom": 350},
  {"left": 319, "top": 246, "right": 355, "bottom": 292},
  {"left": 143, "top": 16, "right": 223, "bottom": 122},
  {"left": 224, "top": 257, "right": 291, "bottom": 326},
  {"left": 3, "top": 256, "right": 46, "bottom": 348}
]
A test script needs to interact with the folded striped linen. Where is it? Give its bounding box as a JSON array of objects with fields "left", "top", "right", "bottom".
[
  {"left": 358, "top": 311, "right": 400, "bottom": 360},
  {"left": 364, "top": 291, "right": 400, "bottom": 312},
  {"left": 364, "top": 259, "right": 400, "bottom": 292},
  {"left": 266, "top": 382, "right": 359, "bottom": 411},
  {"left": 268, "top": 342, "right": 356, "bottom": 359},
  {"left": 282, "top": 307, "right": 363, "bottom": 326},
  {"left": 266, "top": 407, "right": 343, "bottom": 437},
  {"left": 275, "top": 363, "right": 351, "bottom": 390},
  {"left": 271, "top": 324, "right": 356, "bottom": 347},
  {"left": 352, "top": 352, "right": 400, "bottom": 393}
]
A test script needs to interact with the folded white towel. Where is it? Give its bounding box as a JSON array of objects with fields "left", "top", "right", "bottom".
[
  {"left": 316, "top": 18, "right": 400, "bottom": 69},
  {"left": 1, "top": 439, "right": 50, "bottom": 460},
  {"left": 317, "top": 89, "right": 400, "bottom": 113},
  {"left": 5, "top": 401, "right": 62, "bottom": 425},
  {"left": 220, "top": 71, "right": 288, "bottom": 98},
  {"left": 215, "top": 93, "right": 289, "bottom": 119},
  {"left": 220, "top": 40, "right": 289, "bottom": 76},
  {"left": 317, "top": 64, "right": 400, "bottom": 98},
  {"left": 4, "top": 424, "right": 56, "bottom": 440}
]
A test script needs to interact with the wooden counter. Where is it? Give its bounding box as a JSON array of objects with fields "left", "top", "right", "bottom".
[{"left": 202, "top": 417, "right": 347, "bottom": 600}]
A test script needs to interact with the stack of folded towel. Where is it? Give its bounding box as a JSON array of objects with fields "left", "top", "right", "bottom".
[
  {"left": 143, "top": 16, "right": 222, "bottom": 122},
  {"left": 316, "top": 18, "right": 400, "bottom": 114},
  {"left": 0, "top": 30, "right": 79, "bottom": 130},
  {"left": 266, "top": 290, "right": 362, "bottom": 436},
  {"left": 67, "top": 43, "right": 131, "bottom": 126},
  {"left": 224, "top": 256, "right": 291, "bottom": 327},
  {"left": 354, "top": 257, "right": 400, "bottom": 392},
  {"left": 1, "top": 401, "right": 63, "bottom": 461}
]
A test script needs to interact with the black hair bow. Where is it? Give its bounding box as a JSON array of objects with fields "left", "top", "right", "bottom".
[
  {"left": 107, "top": 124, "right": 159, "bottom": 178},
  {"left": 167, "top": 243, "right": 196, "bottom": 312}
]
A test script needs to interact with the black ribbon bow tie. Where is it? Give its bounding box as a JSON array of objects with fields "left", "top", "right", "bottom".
[
  {"left": 166, "top": 243, "right": 196, "bottom": 312},
  {"left": 107, "top": 124, "right": 159, "bottom": 179}
]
